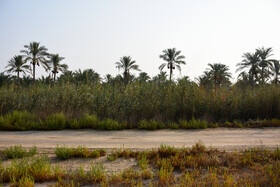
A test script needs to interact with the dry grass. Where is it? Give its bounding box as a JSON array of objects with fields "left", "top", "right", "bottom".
[{"left": 0, "top": 142, "right": 279, "bottom": 186}]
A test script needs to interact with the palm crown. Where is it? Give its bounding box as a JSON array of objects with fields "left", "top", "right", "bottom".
[
  {"left": 207, "top": 63, "right": 232, "bottom": 90},
  {"left": 5, "top": 55, "right": 30, "bottom": 78},
  {"left": 115, "top": 56, "right": 140, "bottom": 85},
  {"left": 256, "top": 47, "right": 274, "bottom": 83},
  {"left": 21, "top": 42, "right": 48, "bottom": 82},
  {"left": 236, "top": 52, "right": 260, "bottom": 89},
  {"left": 159, "top": 48, "right": 185, "bottom": 81},
  {"left": 48, "top": 54, "right": 68, "bottom": 82}
]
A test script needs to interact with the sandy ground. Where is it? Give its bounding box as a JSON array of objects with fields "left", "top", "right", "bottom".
[{"left": 0, "top": 128, "right": 280, "bottom": 151}]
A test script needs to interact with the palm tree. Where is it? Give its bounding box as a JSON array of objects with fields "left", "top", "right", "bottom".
[
  {"left": 47, "top": 54, "right": 68, "bottom": 82},
  {"left": 256, "top": 47, "right": 274, "bottom": 83},
  {"left": 196, "top": 71, "right": 212, "bottom": 89},
  {"left": 5, "top": 55, "right": 30, "bottom": 84},
  {"left": 115, "top": 56, "right": 140, "bottom": 86},
  {"left": 152, "top": 71, "right": 168, "bottom": 86},
  {"left": 207, "top": 63, "right": 232, "bottom": 90},
  {"left": 21, "top": 42, "right": 48, "bottom": 82},
  {"left": 236, "top": 52, "right": 260, "bottom": 89},
  {"left": 0, "top": 72, "right": 11, "bottom": 87},
  {"left": 159, "top": 48, "right": 186, "bottom": 81},
  {"left": 74, "top": 69, "right": 100, "bottom": 85},
  {"left": 137, "top": 72, "right": 150, "bottom": 83},
  {"left": 21, "top": 75, "right": 33, "bottom": 86},
  {"left": 58, "top": 70, "right": 74, "bottom": 84},
  {"left": 270, "top": 60, "right": 280, "bottom": 85}
]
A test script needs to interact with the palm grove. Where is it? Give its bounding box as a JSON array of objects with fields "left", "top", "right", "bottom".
[{"left": 0, "top": 42, "right": 280, "bottom": 129}]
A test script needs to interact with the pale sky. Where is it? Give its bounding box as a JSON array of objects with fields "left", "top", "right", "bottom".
[{"left": 0, "top": 0, "right": 280, "bottom": 81}]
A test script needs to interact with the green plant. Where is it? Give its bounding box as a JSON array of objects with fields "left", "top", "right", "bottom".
[
  {"left": 138, "top": 155, "right": 149, "bottom": 170},
  {"left": 54, "top": 145, "right": 73, "bottom": 160},
  {"left": 3, "top": 145, "right": 36, "bottom": 159},
  {"left": 88, "top": 163, "right": 107, "bottom": 183},
  {"left": 78, "top": 114, "right": 98, "bottom": 129},
  {"left": 44, "top": 113, "right": 67, "bottom": 130},
  {"left": 0, "top": 111, "right": 38, "bottom": 130}
]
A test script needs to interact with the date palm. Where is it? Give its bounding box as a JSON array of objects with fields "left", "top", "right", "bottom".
[
  {"left": 5, "top": 55, "right": 30, "bottom": 84},
  {"left": 0, "top": 72, "right": 11, "bottom": 87},
  {"left": 74, "top": 69, "right": 100, "bottom": 85},
  {"left": 159, "top": 48, "right": 186, "bottom": 81},
  {"left": 21, "top": 42, "right": 48, "bottom": 82},
  {"left": 47, "top": 54, "right": 68, "bottom": 82},
  {"left": 270, "top": 60, "right": 280, "bottom": 85},
  {"left": 137, "top": 72, "right": 150, "bottom": 83},
  {"left": 236, "top": 52, "right": 260, "bottom": 89},
  {"left": 115, "top": 56, "right": 140, "bottom": 86},
  {"left": 256, "top": 47, "right": 274, "bottom": 83},
  {"left": 196, "top": 71, "right": 212, "bottom": 89},
  {"left": 207, "top": 63, "right": 232, "bottom": 90}
]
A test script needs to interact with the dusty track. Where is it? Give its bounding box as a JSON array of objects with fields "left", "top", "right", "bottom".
[{"left": 0, "top": 128, "right": 279, "bottom": 151}]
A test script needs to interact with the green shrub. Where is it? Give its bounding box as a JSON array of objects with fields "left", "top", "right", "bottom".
[
  {"left": 88, "top": 163, "right": 107, "bottom": 183},
  {"left": 3, "top": 145, "right": 37, "bottom": 159},
  {"left": 179, "top": 120, "right": 188, "bottom": 129},
  {"left": 167, "top": 122, "right": 179, "bottom": 129},
  {"left": 79, "top": 114, "right": 99, "bottom": 129},
  {"left": 4, "top": 145, "right": 27, "bottom": 159},
  {"left": 180, "top": 118, "right": 207, "bottom": 129},
  {"left": 89, "top": 150, "right": 100, "bottom": 158},
  {"left": 54, "top": 145, "right": 73, "bottom": 160},
  {"left": 0, "top": 111, "right": 38, "bottom": 130},
  {"left": 98, "top": 119, "right": 124, "bottom": 130},
  {"left": 44, "top": 113, "right": 67, "bottom": 130},
  {"left": 73, "top": 146, "right": 89, "bottom": 157},
  {"left": 28, "top": 146, "right": 37, "bottom": 157},
  {"left": 138, "top": 119, "right": 162, "bottom": 130},
  {"left": 69, "top": 119, "right": 80, "bottom": 129}
]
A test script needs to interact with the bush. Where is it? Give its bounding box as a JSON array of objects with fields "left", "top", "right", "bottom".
[
  {"left": 167, "top": 122, "right": 179, "bottom": 129},
  {"left": 78, "top": 114, "right": 99, "bottom": 129},
  {"left": 179, "top": 118, "right": 207, "bottom": 129},
  {"left": 4, "top": 145, "right": 37, "bottom": 159},
  {"left": 54, "top": 145, "right": 73, "bottom": 160},
  {"left": 44, "top": 113, "right": 67, "bottom": 130},
  {"left": 0, "top": 111, "right": 38, "bottom": 130},
  {"left": 138, "top": 120, "right": 163, "bottom": 130},
  {"left": 69, "top": 119, "right": 80, "bottom": 129},
  {"left": 98, "top": 119, "right": 125, "bottom": 130},
  {"left": 179, "top": 120, "right": 188, "bottom": 129}
]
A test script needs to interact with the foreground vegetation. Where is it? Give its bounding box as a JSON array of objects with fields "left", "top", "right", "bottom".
[
  {"left": 0, "top": 142, "right": 279, "bottom": 186},
  {"left": 1, "top": 110, "right": 280, "bottom": 131}
]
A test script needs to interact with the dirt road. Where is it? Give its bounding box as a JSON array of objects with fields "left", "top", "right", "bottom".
[{"left": 0, "top": 128, "right": 279, "bottom": 151}]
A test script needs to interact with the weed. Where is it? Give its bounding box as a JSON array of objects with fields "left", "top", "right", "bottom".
[
  {"left": 141, "top": 169, "right": 153, "bottom": 180},
  {"left": 44, "top": 113, "right": 67, "bottom": 130},
  {"left": 88, "top": 163, "right": 107, "bottom": 183},
  {"left": 4, "top": 145, "right": 36, "bottom": 159},
  {"left": 54, "top": 145, "right": 73, "bottom": 160},
  {"left": 138, "top": 155, "right": 149, "bottom": 170}
]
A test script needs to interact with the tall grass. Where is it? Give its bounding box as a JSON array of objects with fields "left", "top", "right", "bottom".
[{"left": 0, "top": 83, "right": 279, "bottom": 125}]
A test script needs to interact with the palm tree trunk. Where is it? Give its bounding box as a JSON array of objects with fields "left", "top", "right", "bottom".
[
  {"left": 54, "top": 73, "right": 56, "bottom": 82},
  {"left": 32, "top": 63, "right": 36, "bottom": 83},
  {"left": 261, "top": 67, "right": 264, "bottom": 83},
  {"left": 124, "top": 71, "right": 128, "bottom": 87},
  {"left": 169, "top": 64, "right": 172, "bottom": 81},
  {"left": 17, "top": 71, "right": 20, "bottom": 85},
  {"left": 214, "top": 78, "right": 217, "bottom": 92}
]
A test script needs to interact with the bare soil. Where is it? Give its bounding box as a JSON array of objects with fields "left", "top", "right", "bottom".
[{"left": 0, "top": 128, "right": 279, "bottom": 151}]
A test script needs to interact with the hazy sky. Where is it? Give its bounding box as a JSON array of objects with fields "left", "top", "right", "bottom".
[{"left": 0, "top": 0, "right": 280, "bottom": 81}]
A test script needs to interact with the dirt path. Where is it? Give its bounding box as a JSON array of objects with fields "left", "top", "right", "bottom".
[{"left": 0, "top": 128, "right": 279, "bottom": 151}]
